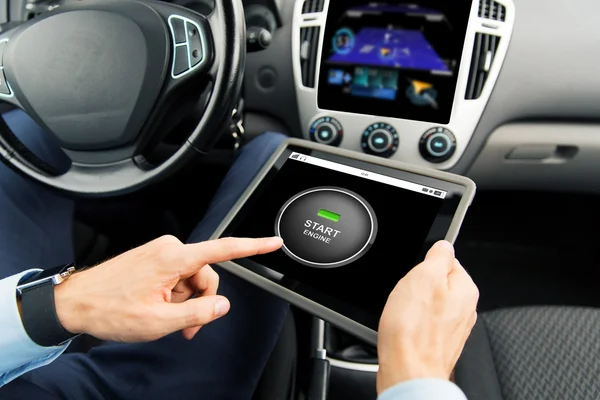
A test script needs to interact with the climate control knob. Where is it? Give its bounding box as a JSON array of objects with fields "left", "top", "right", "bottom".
[
  {"left": 419, "top": 127, "right": 456, "bottom": 163},
  {"left": 310, "top": 117, "right": 343, "bottom": 146},
  {"left": 361, "top": 123, "right": 399, "bottom": 158}
]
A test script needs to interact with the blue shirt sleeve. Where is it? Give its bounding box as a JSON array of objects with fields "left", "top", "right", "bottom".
[
  {"left": 378, "top": 379, "right": 468, "bottom": 400},
  {"left": 0, "top": 270, "right": 71, "bottom": 387}
]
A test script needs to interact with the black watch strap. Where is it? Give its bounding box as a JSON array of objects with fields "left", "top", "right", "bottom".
[{"left": 20, "top": 280, "right": 76, "bottom": 347}]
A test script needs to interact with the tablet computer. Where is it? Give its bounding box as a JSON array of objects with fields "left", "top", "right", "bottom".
[{"left": 211, "top": 139, "right": 476, "bottom": 345}]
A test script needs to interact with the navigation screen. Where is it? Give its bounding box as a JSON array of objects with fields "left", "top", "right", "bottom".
[
  {"left": 223, "top": 147, "right": 466, "bottom": 330},
  {"left": 318, "top": 1, "right": 472, "bottom": 124}
]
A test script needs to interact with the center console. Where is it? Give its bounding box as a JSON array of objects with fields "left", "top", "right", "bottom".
[
  {"left": 293, "top": 1, "right": 515, "bottom": 394},
  {"left": 293, "top": 0, "right": 515, "bottom": 170}
]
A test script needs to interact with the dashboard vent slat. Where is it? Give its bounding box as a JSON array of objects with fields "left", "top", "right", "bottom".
[
  {"left": 302, "top": 0, "right": 325, "bottom": 14},
  {"left": 465, "top": 33, "right": 501, "bottom": 100},
  {"left": 478, "top": 0, "right": 506, "bottom": 22},
  {"left": 300, "top": 26, "right": 320, "bottom": 88}
]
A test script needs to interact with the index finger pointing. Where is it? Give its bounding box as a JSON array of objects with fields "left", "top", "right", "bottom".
[{"left": 181, "top": 237, "right": 284, "bottom": 274}]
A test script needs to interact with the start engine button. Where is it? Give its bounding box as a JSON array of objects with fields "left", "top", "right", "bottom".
[{"left": 275, "top": 187, "right": 378, "bottom": 268}]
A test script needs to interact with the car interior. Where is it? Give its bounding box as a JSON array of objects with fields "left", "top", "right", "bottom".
[{"left": 1, "top": 0, "right": 600, "bottom": 399}]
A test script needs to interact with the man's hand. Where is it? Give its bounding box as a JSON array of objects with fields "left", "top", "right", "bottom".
[
  {"left": 53, "top": 235, "right": 283, "bottom": 343},
  {"left": 376, "top": 241, "right": 479, "bottom": 394}
]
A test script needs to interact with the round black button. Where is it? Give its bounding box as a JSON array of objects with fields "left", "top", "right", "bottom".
[
  {"left": 419, "top": 127, "right": 456, "bottom": 163},
  {"left": 361, "top": 123, "right": 399, "bottom": 158},
  {"left": 428, "top": 134, "right": 450, "bottom": 156},
  {"left": 310, "top": 117, "right": 343, "bottom": 146},
  {"left": 316, "top": 124, "right": 335, "bottom": 143},
  {"left": 369, "top": 129, "right": 392, "bottom": 152},
  {"left": 257, "top": 66, "right": 277, "bottom": 89},
  {"left": 274, "top": 187, "right": 378, "bottom": 268}
]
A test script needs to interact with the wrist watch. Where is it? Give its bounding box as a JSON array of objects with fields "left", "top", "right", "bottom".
[{"left": 16, "top": 264, "right": 78, "bottom": 347}]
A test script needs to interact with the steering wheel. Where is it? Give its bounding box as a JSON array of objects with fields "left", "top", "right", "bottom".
[{"left": 0, "top": 0, "right": 245, "bottom": 197}]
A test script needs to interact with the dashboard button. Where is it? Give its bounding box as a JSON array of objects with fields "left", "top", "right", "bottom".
[
  {"left": 316, "top": 123, "right": 335, "bottom": 142},
  {"left": 310, "top": 117, "right": 343, "bottom": 146},
  {"left": 419, "top": 127, "right": 456, "bottom": 163},
  {"left": 361, "top": 123, "right": 399, "bottom": 158},
  {"left": 275, "top": 187, "right": 378, "bottom": 269},
  {"left": 368, "top": 129, "right": 393, "bottom": 153}
]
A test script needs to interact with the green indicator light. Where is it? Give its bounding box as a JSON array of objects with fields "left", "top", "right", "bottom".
[{"left": 318, "top": 209, "right": 341, "bottom": 222}]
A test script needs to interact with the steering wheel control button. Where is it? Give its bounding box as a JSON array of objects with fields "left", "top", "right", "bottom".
[
  {"left": 186, "top": 22, "right": 204, "bottom": 67},
  {"left": 419, "top": 127, "right": 456, "bottom": 163},
  {"left": 310, "top": 117, "right": 343, "bottom": 146},
  {"left": 361, "top": 123, "right": 399, "bottom": 158},
  {"left": 170, "top": 17, "right": 186, "bottom": 43},
  {"left": 275, "top": 187, "right": 378, "bottom": 269},
  {"left": 173, "top": 45, "right": 189, "bottom": 76},
  {"left": 168, "top": 16, "right": 207, "bottom": 78}
]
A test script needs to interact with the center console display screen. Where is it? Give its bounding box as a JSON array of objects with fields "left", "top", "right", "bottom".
[{"left": 317, "top": 1, "right": 472, "bottom": 124}]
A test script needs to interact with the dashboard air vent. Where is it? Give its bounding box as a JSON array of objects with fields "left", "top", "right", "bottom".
[
  {"left": 465, "top": 33, "right": 501, "bottom": 100},
  {"left": 300, "top": 26, "right": 321, "bottom": 88},
  {"left": 302, "top": 0, "right": 325, "bottom": 14},
  {"left": 479, "top": 0, "right": 506, "bottom": 22}
]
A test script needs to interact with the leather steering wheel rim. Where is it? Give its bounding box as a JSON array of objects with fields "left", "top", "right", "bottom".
[{"left": 0, "top": 0, "right": 246, "bottom": 197}]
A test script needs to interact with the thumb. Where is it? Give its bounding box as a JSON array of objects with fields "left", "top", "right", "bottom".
[
  {"left": 422, "top": 240, "right": 456, "bottom": 275},
  {"left": 162, "top": 295, "right": 231, "bottom": 332},
  {"left": 426, "top": 240, "right": 455, "bottom": 259}
]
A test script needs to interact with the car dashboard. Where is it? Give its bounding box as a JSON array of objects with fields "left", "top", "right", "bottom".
[
  {"left": 6, "top": 0, "right": 600, "bottom": 193},
  {"left": 242, "top": 0, "right": 600, "bottom": 194},
  {"left": 293, "top": 0, "right": 514, "bottom": 171}
]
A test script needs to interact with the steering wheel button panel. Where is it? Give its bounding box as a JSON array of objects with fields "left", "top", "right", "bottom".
[
  {"left": 187, "top": 22, "right": 204, "bottom": 67},
  {"left": 170, "top": 17, "right": 186, "bottom": 44},
  {"left": 168, "top": 15, "right": 206, "bottom": 78},
  {"left": 275, "top": 187, "right": 378, "bottom": 269}
]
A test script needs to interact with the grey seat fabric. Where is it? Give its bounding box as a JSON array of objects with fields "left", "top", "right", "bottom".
[{"left": 455, "top": 307, "right": 600, "bottom": 400}]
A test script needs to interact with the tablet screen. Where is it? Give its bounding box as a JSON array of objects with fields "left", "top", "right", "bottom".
[{"left": 221, "top": 145, "right": 467, "bottom": 330}]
